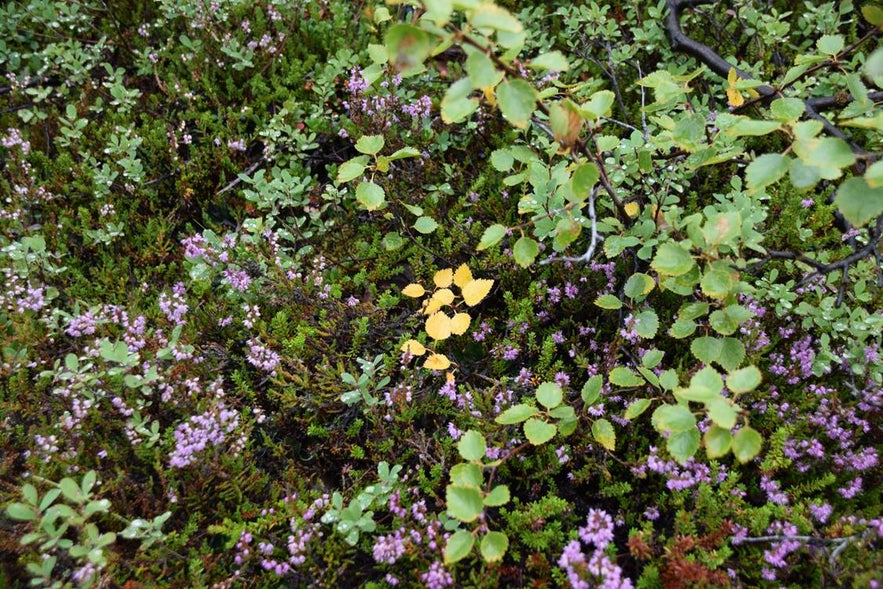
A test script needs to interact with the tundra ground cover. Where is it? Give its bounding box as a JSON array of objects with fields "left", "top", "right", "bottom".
[{"left": 1, "top": 0, "right": 881, "bottom": 587}]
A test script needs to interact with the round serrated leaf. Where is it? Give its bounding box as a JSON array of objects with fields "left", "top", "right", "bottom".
[
  {"left": 651, "top": 243, "right": 694, "bottom": 276},
  {"left": 450, "top": 463, "right": 483, "bottom": 487},
  {"left": 413, "top": 216, "right": 439, "bottom": 234},
  {"left": 483, "top": 485, "right": 510, "bottom": 507},
  {"left": 458, "top": 430, "right": 487, "bottom": 462},
  {"left": 709, "top": 309, "right": 738, "bottom": 335},
  {"left": 355, "top": 181, "right": 385, "bottom": 211},
  {"left": 355, "top": 134, "right": 384, "bottom": 156},
  {"left": 624, "top": 398, "right": 651, "bottom": 420},
  {"left": 706, "top": 396, "right": 738, "bottom": 430},
  {"left": 717, "top": 338, "right": 746, "bottom": 372},
  {"left": 633, "top": 310, "right": 659, "bottom": 339},
  {"left": 746, "top": 153, "right": 789, "bottom": 193},
  {"left": 727, "top": 365, "right": 762, "bottom": 394},
  {"left": 667, "top": 428, "right": 701, "bottom": 464},
  {"left": 480, "top": 531, "right": 509, "bottom": 563},
  {"left": 669, "top": 320, "right": 697, "bottom": 339},
  {"left": 523, "top": 418, "right": 557, "bottom": 445},
  {"left": 496, "top": 403, "right": 539, "bottom": 424},
  {"left": 478, "top": 224, "right": 507, "bottom": 251},
  {"left": 651, "top": 404, "right": 696, "bottom": 433},
  {"left": 512, "top": 236, "right": 539, "bottom": 268},
  {"left": 446, "top": 485, "right": 484, "bottom": 522},
  {"left": 536, "top": 382, "right": 563, "bottom": 409},
  {"left": 641, "top": 349, "right": 664, "bottom": 369},
  {"left": 732, "top": 426, "right": 762, "bottom": 463},
  {"left": 685, "top": 367, "right": 723, "bottom": 401},
  {"left": 444, "top": 529, "right": 475, "bottom": 564},
  {"left": 609, "top": 366, "right": 645, "bottom": 387},
  {"left": 834, "top": 177, "right": 883, "bottom": 227},
  {"left": 496, "top": 79, "right": 536, "bottom": 129},
  {"left": 594, "top": 294, "right": 622, "bottom": 310},
  {"left": 704, "top": 426, "right": 732, "bottom": 459},
  {"left": 624, "top": 273, "right": 655, "bottom": 300},
  {"left": 592, "top": 418, "right": 616, "bottom": 450},
  {"left": 466, "top": 50, "right": 503, "bottom": 90},
  {"left": 581, "top": 375, "right": 603, "bottom": 406},
  {"left": 691, "top": 336, "right": 722, "bottom": 364},
  {"left": 336, "top": 156, "right": 369, "bottom": 183}
]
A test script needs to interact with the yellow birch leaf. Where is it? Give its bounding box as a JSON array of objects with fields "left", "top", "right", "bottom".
[
  {"left": 425, "top": 311, "right": 452, "bottom": 341},
  {"left": 624, "top": 202, "right": 639, "bottom": 217},
  {"left": 453, "top": 264, "right": 473, "bottom": 288},
  {"left": 400, "top": 339, "right": 427, "bottom": 356},
  {"left": 450, "top": 312, "right": 471, "bottom": 335},
  {"left": 402, "top": 283, "right": 425, "bottom": 297},
  {"left": 726, "top": 67, "right": 744, "bottom": 107},
  {"left": 424, "top": 353, "right": 451, "bottom": 370},
  {"left": 434, "top": 268, "right": 454, "bottom": 288},
  {"left": 461, "top": 278, "right": 494, "bottom": 306},
  {"left": 423, "top": 298, "right": 445, "bottom": 315},
  {"left": 432, "top": 288, "right": 455, "bottom": 306}
]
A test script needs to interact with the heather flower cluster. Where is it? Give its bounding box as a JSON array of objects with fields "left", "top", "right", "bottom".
[
  {"left": 558, "top": 509, "right": 632, "bottom": 589},
  {"left": 168, "top": 398, "right": 245, "bottom": 468}
]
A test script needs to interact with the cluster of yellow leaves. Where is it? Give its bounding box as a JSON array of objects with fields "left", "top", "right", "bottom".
[{"left": 400, "top": 264, "right": 494, "bottom": 371}]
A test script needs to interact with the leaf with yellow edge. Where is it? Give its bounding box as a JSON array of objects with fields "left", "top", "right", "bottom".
[
  {"left": 425, "top": 312, "right": 452, "bottom": 341},
  {"left": 401, "top": 339, "right": 427, "bottom": 356},
  {"left": 461, "top": 278, "right": 494, "bottom": 306},
  {"left": 434, "top": 268, "right": 454, "bottom": 288},
  {"left": 402, "top": 283, "right": 425, "bottom": 297},
  {"left": 424, "top": 353, "right": 451, "bottom": 370},
  {"left": 453, "top": 264, "right": 473, "bottom": 288},
  {"left": 450, "top": 312, "right": 471, "bottom": 335}
]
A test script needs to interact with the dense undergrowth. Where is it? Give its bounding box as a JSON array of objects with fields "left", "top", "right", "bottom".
[{"left": 1, "top": 0, "right": 881, "bottom": 587}]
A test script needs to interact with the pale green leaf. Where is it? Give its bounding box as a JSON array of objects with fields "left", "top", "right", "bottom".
[
  {"left": 483, "top": 485, "right": 510, "bottom": 507},
  {"left": 704, "top": 426, "right": 732, "bottom": 459},
  {"left": 336, "top": 156, "right": 370, "bottom": 183},
  {"left": 478, "top": 224, "right": 508, "bottom": 250},
  {"left": 594, "top": 294, "right": 622, "bottom": 310},
  {"left": 512, "top": 235, "right": 539, "bottom": 268},
  {"left": 355, "top": 181, "right": 386, "bottom": 211},
  {"left": 444, "top": 529, "right": 475, "bottom": 564},
  {"left": 834, "top": 177, "right": 883, "bottom": 227},
  {"left": 354, "top": 134, "right": 384, "bottom": 156},
  {"left": 732, "top": 426, "right": 763, "bottom": 463},
  {"left": 536, "top": 382, "right": 563, "bottom": 409},
  {"left": 523, "top": 418, "right": 557, "bottom": 445},
  {"left": 496, "top": 79, "right": 536, "bottom": 129},
  {"left": 446, "top": 485, "right": 484, "bottom": 522},
  {"left": 651, "top": 404, "right": 696, "bottom": 433},
  {"left": 495, "top": 403, "right": 539, "bottom": 424},
  {"left": 667, "top": 428, "right": 701, "bottom": 464},
  {"left": 413, "top": 216, "right": 439, "bottom": 234},
  {"left": 480, "top": 531, "right": 509, "bottom": 563},
  {"left": 529, "top": 51, "right": 569, "bottom": 71},
  {"left": 581, "top": 375, "right": 603, "bottom": 406},
  {"left": 458, "top": 430, "right": 487, "bottom": 461},
  {"left": 727, "top": 365, "right": 762, "bottom": 394}
]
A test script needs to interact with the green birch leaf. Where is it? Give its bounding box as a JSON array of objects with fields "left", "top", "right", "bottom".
[
  {"left": 652, "top": 404, "right": 696, "bottom": 433},
  {"left": 354, "top": 134, "right": 384, "bottom": 156},
  {"left": 478, "top": 224, "right": 508, "bottom": 250},
  {"left": 336, "top": 156, "right": 370, "bottom": 183},
  {"left": 497, "top": 79, "right": 536, "bottom": 129},
  {"left": 732, "top": 426, "right": 763, "bottom": 463},
  {"left": 523, "top": 418, "right": 557, "bottom": 445},
  {"left": 496, "top": 403, "right": 539, "bottom": 424},
  {"left": 717, "top": 338, "right": 746, "bottom": 372},
  {"left": 769, "top": 97, "right": 805, "bottom": 123},
  {"left": 727, "top": 365, "right": 762, "bottom": 394},
  {"left": 480, "top": 531, "right": 509, "bottom": 563},
  {"left": 450, "top": 463, "right": 483, "bottom": 487},
  {"left": 413, "top": 216, "right": 439, "bottom": 234},
  {"left": 444, "top": 529, "right": 475, "bottom": 564},
  {"left": 609, "top": 366, "right": 645, "bottom": 387},
  {"left": 817, "top": 34, "right": 844, "bottom": 55},
  {"left": 446, "top": 485, "right": 484, "bottom": 522},
  {"left": 624, "top": 399, "right": 652, "bottom": 420},
  {"left": 536, "top": 382, "right": 563, "bottom": 409},
  {"left": 834, "top": 177, "right": 883, "bottom": 226},
  {"left": 746, "top": 153, "right": 789, "bottom": 193},
  {"left": 458, "top": 430, "right": 487, "bottom": 462},
  {"left": 483, "top": 485, "right": 510, "bottom": 507},
  {"left": 470, "top": 4, "right": 523, "bottom": 33},
  {"left": 581, "top": 375, "right": 603, "bottom": 406},
  {"left": 442, "top": 77, "right": 479, "bottom": 124},
  {"left": 465, "top": 50, "right": 503, "bottom": 90},
  {"left": 624, "top": 273, "right": 655, "bottom": 299},
  {"left": 530, "top": 51, "right": 569, "bottom": 71},
  {"left": 706, "top": 396, "right": 738, "bottom": 430},
  {"left": 704, "top": 426, "right": 732, "bottom": 459},
  {"left": 355, "top": 181, "right": 386, "bottom": 210},
  {"left": 384, "top": 24, "right": 432, "bottom": 74},
  {"left": 512, "top": 236, "right": 539, "bottom": 268},
  {"left": 633, "top": 310, "right": 659, "bottom": 339},
  {"left": 667, "top": 428, "right": 701, "bottom": 464},
  {"left": 594, "top": 294, "right": 622, "bottom": 310},
  {"left": 651, "top": 243, "right": 694, "bottom": 276}
]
